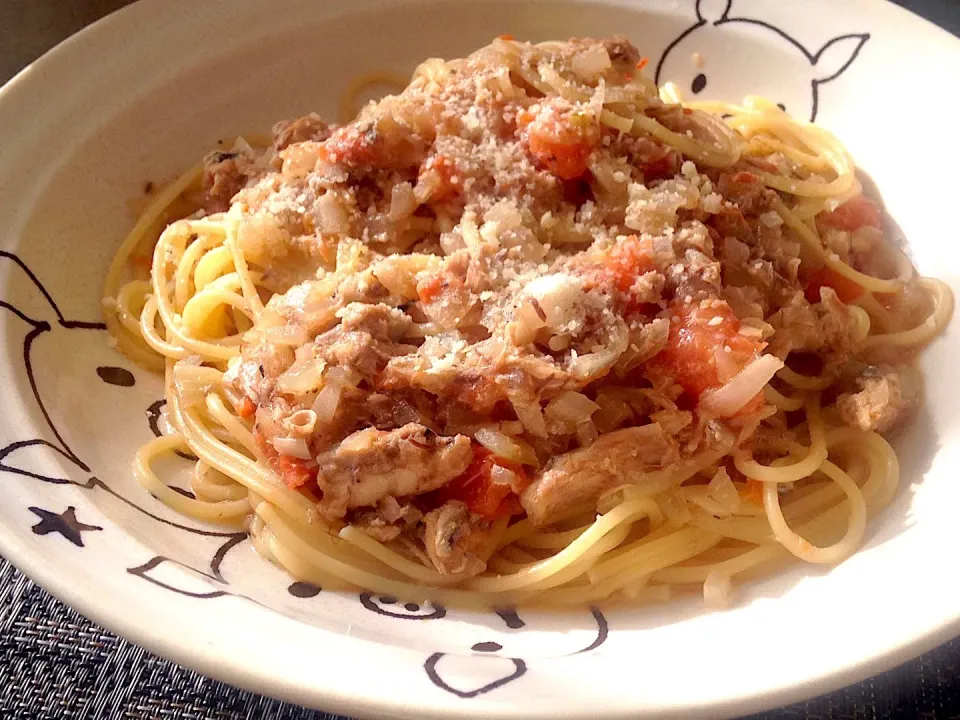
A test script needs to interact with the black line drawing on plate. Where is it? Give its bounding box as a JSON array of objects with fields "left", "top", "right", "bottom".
[
  {"left": 356, "top": 595, "right": 609, "bottom": 698},
  {"left": 655, "top": 0, "right": 869, "bottom": 121},
  {"left": 126, "top": 532, "right": 247, "bottom": 599},
  {"left": 360, "top": 592, "right": 447, "bottom": 620},
  {"left": 96, "top": 366, "right": 136, "bottom": 387},
  {"left": 420, "top": 607, "right": 607, "bottom": 697},
  {"left": 0, "top": 249, "right": 614, "bottom": 696},
  {"left": 424, "top": 650, "right": 527, "bottom": 700},
  {"left": 29, "top": 505, "right": 102, "bottom": 547},
  {"left": 127, "top": 556, "right": 230, "bottom": 600},
  {"left": 494, "top": 607, "right": 525, "bottom": 629},
  {"left": 287, "top": 580, "right": 322, "bottom": 598},
  {"left": 0, "top": 250, "right": 247, "bottom": 595}
]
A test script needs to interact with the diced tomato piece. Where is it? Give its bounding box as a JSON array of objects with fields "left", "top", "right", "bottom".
[
  {"left": 562, "top": 177, "right": 593, "bottom": 205},
  {"left": 416, "top": 270, "right": 464, "bottom": 305},
  {"left": 237, "top": 397, "right": 256, "bottom": 419},
  {"left": 278, "top": 454, "right": 318, "bottom": 490},
  {"left": 498, "top": 33, "right": 515, "bottom": 41},
  {"left": 320, "top": 124, "right": 379, "bottom": 168},
  {"left": 254, "top": 428, "right": 275, "bottom": 461},
  {"left": 522, "top": 101, "right": 597, "bottom": 180},
  {"left": 451, "top": 375, "right": 505, "bottom": 416},
  {"left": 603, "top": 235, "right": 656, "bottom": 292},
  {"left": 254, "top": 428, "right": 318, "bottom": 490},
  {"left": 635, "top": 57, "right": 649, "bottom": 71},
  {"left": 420, "top": 154, "right": 461, "bottom": 203},
  {"left": 819, "top": 196, "right": 882, "bottom": 232},
  {"left": 733, "top": 392, "right": 766, "bottom": 420},
  {"left": 730, "top": 170, "right": 761, "bottom": 186},
  {"left": 436, "top": 446, "right": 529, "bottom": 520},
  {"left": 801, "top": 265, "right": 864, "bottom": 304},
  {"left": 516, "top": 109, "right": 535, "bottom": 128},
  {"left": 576, "top": 236, "right": 658, "bottom": 314},
  {"left": 416, "top": 274, "right": 445, "bottom": 303},
  {"left": 741, "top": 479, "right": 765, "bottom": 506},
  {"left": 650, "top": 300, "right": 764, "bottom": 398},
  {"left": 528, "top": 133, "right": 592, "bottom": 180}
]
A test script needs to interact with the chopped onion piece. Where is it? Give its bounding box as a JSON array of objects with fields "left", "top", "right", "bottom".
[
  {"left": 264, "top": 324, "right": 309, "bottom": 346},
  {"left": 545, "top": 391, "right": 600, "bottom": 426},
  {"left": 568, "top": 318, "right": 630, "bottom": 380},
  {"left": 509, "top": 301, "right": 547, "bottom": 345},
  {"left": 475, "top": 427, "right": 538, "bottom": 465},
  {"left": 713, "top": 345, "right": 740, "bottom": 383},
  {"left": 378, "top": 496, "right": 403, "bottom": 523},
  {"left": 277, "top": 358, "right": 326, "bottom": 394},
  {"left": 489, "top": 464, "right": 518, "bottom": 486},
  {"left": 684, "top": 487, "right": 731, "bottom": 517},
  {"left": 699, "top": 355, "right": 784, "bottom": 418},
  {"left": 311, "top": 366, "right": 358, "bottom": 422},
  {"left": 272, "top": 436, "right": 312, "bottom": 460},
  {"left": 707, "top": 468, "right": 741, "bottom": 514},
  {"left": 597, "top": 484, "right": 631, "bottom": 514},
  {"left": 500, "top": 421, "right": 526, "bottom": 435},
  {"left": 314, "top": 192, "right": 349, "bottom": 234},
  {"left": 703, "top": 570, "right": 734, "bottom": 609},
  {"left": 510, "top": 396, "right": 548, "bottom": 438},
  {"left": 575, "top": 420, "right": 599, "bottom": 448},
  {"left": 658, "top": 491, "right": 691, "bottom": 526},
  {"left": 388, "top": 182, "right": 418, "bottom": 220},
  {"left": 572, "top": 45, "right": 612, "bottom": 79}
]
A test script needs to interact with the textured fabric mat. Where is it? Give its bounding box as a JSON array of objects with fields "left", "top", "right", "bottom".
[
  {"left": 1, "top": 558, "right": 959, "bottom": 719},
  {"left": 1, "top": 0, "right": 958, "bottom": 718}
]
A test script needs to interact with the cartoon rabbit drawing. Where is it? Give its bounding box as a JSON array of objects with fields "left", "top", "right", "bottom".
[
  {"left": 0, "top": 249, "right": 613, "bottom": 696},
  {"left": 0, "top": 250, "right": 246, "bottom": 596},
  {"left": 655, "top": 0, "right": 869, "bottom": 121}
]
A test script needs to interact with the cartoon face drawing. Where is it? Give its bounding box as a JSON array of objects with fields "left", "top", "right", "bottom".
[
  {"left": 0, "top": 247, "right": 609, "bottom": 700},
  {"left": 655, "top": 0, "right": 869, "bottom": 121},
  {"left": 0, "top": 250, "right": 247, "bottom": 593},
  {"left": 356, "top": 594, "right": 608, "bottom": 698}
]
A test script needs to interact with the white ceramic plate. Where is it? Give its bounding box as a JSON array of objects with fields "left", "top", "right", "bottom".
[{"left": 0, "top": 0, "right": 958, "bottom": 717}]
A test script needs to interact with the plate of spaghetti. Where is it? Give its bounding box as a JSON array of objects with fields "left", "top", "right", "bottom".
[{"left": 1, "top": 0, "right": 959, "bottom": 717}]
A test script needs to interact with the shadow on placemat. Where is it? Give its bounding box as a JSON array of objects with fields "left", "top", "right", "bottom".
[{"left": 0, "top": 559, "right": 958, "bottom": 720}]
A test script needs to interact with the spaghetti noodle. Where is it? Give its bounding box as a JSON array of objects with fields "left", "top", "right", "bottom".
[{"left": 103, "top": 37, "right": 951, "bottom": 608}]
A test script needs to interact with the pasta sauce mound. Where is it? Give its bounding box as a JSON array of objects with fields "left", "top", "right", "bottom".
[{"left": 108, "top": 36, "right": 949, "bottom": 607}]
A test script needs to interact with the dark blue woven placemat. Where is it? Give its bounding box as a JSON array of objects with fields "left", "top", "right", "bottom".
[
  {"left": 2, "top": 558, "right": 959, "bottom": 720},
  {"left": 2, "top": 1, "right": 958, "bottom": 718}
]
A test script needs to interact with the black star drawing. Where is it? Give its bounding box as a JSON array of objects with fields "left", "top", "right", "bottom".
[{"left": 28, "top": 506, "right": 102, "bottom": 547}]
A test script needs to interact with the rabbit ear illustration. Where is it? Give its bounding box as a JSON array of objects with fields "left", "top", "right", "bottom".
[
  {"left": 695, "top": 0, "right": 732, "bottom": 24},
  {"left": 0, "top": 439, "right": 89, "bottom": 484},
  {"left": 128, "top": 556, "right": 229, "bottom": 599},
  {"left": 0, "top": 250, "right": 104, "bottom": 329},
  {"left": 127, "top": 532, "right": 247, "bottom": 598},
  {"left": 812, "top": 33, "right": 869, "bottom": 84},
  {"left": 0, "top": 251, "right": 68, "bottom": 327}
]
